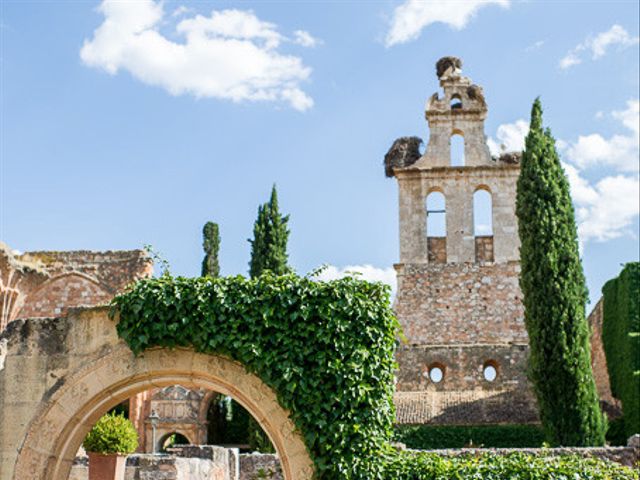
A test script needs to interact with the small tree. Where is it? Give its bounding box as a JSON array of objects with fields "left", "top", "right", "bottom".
[
  {"left": 83, "top": 412, "right": 138, "bottom": 454},
  {"left": 248, "top": 185, "right": 291, "bottom": 277},
  {"left": 516, "top": 98, "right": 606, "bottom": 446},
  {"left": 202, "top": 221, "right": 221, "bottom": 277}
]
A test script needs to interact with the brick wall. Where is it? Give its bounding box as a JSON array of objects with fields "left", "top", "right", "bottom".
[
  {"left": 0, "top": 246, "right": 152, "bottom": 330},
  {"left": 394, "top": 262, "right": 527, "bottom": 345},
  {"left": 588, "top": 299, "right": 621, "bottom": 417}
]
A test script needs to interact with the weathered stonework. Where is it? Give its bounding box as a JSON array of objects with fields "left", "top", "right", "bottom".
[
  {"left": 587, "top": 299, "right": 622, "bottom": 418},
  {"left": 0, "top": 308, "right": 314, "bottom": 480},
  {"left": 388, "top": 58, "right": 537, "bottom": 424},
  {"left": 0, "top": 243, "right": 152, "bottom": 330},
  {"left": 144, "top": 385, "right": 209, "bottom": 452}
]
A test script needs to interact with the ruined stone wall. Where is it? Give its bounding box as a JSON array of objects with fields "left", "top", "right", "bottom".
[
  {"left": 394, "top": 343, "right": 537, "bottom": 424},
  {"left": 396, "top": 166, "right": 520, "bottom": 265},
  {"left": 0, "top": 308, "right": 314, "bottom": 480},
  {"left": 588, "top": 299, "right": 621, "bottom": 417},
  {"left": 0, "top": 245, "right": 152, "bottom": 330},
  {"left": 389, "top": 58, "right": 536, "bottom": 426},
  {"left": 394, "top": 262, "right": 526, "bottom": 345}
]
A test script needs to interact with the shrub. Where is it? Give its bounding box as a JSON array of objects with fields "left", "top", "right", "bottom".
[
  {"left": 83, "top": 412, "right": 139, "bottom": 455},
  {"left": 393, "top": 424, "right": 546, "bottom": 449},
  {"left": 383, "top": 451, "right": 638, "bottom": 479},
  {"left": 602, "top": 262, "right": 640, "bottom": 438}
]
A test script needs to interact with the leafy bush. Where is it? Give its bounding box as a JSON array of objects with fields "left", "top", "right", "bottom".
[
  {"left": 383, "top": 451, "right": 638, "bottom": 479},
  {"left": 113, "top": 273, "right": 397, "bottom": 479},
  {"left": 394, "top": 424, "right": 545, "bottom": 449},
  {"left": 602, "top": 262, "right": 640, "bottom": 438},
  {"left": 112, "top": 274, "right": 637, "bottom": 479},
  {"left": 83, "top": 412, "right": 138, "bottom": 454},
  {"left": 606, "top": 417, "right": 628, "bottom": 446}
]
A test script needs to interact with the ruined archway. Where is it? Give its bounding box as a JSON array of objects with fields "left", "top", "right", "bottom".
[{"left": 1, "top": 309, "right": 313, "bottom": 480}]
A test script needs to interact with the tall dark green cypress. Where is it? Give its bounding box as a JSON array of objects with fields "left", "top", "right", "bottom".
[
  {"left": 248, "top": 185, "right": 290, "bottom": 277},
  {"left": 201, "top": 222, "right": 221, "bottom": 277},
  {"left": 516, "top": 98, "right": 606, "bottom": 446},
  {"left": 246, "top": 185, "right": 288, "bottom": 452}
]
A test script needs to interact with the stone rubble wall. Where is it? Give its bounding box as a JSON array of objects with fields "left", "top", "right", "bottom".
[
  {"left": 394, "top": 262, "right": 526, "bottom": 345},
  {"left": 239, "top": 453, "right": 283, "bottom": 480},
  {"left": 69, "top": 448, "right": 283, "bottom": 480},
  {"left": 587, "top": 298, "right": 622, "bottom": 418},
  {"left": 0, "top": 245, "right": 152, "bottom": 330}
]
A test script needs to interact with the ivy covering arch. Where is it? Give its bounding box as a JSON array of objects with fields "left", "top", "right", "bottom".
[{"left": 113, "top": 274, "right": 637, "bottom": 480}]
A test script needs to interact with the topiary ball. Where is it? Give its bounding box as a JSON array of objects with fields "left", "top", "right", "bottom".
[{"left": 83, "top": 412, "right": 139, "bottom": 454}]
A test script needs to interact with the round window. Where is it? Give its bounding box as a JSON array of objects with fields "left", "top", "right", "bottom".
[
  {"left": 483, "top": 364, "right": 497, "bottom": 382},
  {"left": 429, "top": 366, "right": 444, "bottom": 383}
]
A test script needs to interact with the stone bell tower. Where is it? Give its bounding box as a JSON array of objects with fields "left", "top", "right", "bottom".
[{"left": 385, "top": 57, "right": 537, "bottom": 425}]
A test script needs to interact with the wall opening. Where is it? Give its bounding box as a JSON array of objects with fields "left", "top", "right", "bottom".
[
  {"left": 473, "top": 189, "right": 493, "bottom": 236},
  {"left": 450, "top": 94, "right": 462, "bottom": 110},
  {"left": 450, "top": 134, "right": 465, "bottom": 166},
  {"left": 483, "top": 360, "right": 499, "bottom": 382},
  {"left": 160, "top": 432, "right": 190, "bottom": 452},
  {"left": 13, "top": 347, "right": 314, "bottom": 480},
  {"left": 474, "top": 188, "right": 494, "bottom": 262},
  {"left": 426, "top": 191, "right": 447, "bottom": 263},
  {"left": 428, "top": 363, "right": 445, "bottom": 384}
]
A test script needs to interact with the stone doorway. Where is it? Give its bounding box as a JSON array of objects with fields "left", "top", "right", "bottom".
[{"left": 0, "top": 307, "right": 314, "bottom": 480}]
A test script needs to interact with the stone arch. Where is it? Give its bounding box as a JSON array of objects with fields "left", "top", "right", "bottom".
[
  {"left": 450, "top": 132, "right": 465, "bottom": 166},
  {"left": 157, "top": 431, "right": 191, "bottom": 452},
  {"left": 17, "top": 272, "right": 111, "bottom": 319},
  {"left": 12, "top": 344, "right": 314, "bottom": 480},
  {"left": 473, "top": 187, "right": 493, "bottom": 236}
]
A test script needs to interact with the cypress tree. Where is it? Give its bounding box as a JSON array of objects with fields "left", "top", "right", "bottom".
[
  {"left": 201, "top": 221, "right": 221, "bottom": 277},
  {"left": 248, "top": 185, "right": 291, "bottom": 277},
  {"left": 516, "top": 98, "right": 606, "bottom": 446},
  {"left": 246, "top": 185, "right": 288, "bottom": 452}
]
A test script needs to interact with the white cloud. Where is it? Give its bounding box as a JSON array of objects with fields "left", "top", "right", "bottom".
[
  {"left": 172, "top": 6, "right": 192, "bottom": 17},
  {"left": 81, "top": 1, "right": 315, "bottom": 111},
  {"left": 565, "top": 100, "right": 639, "bottom": 172},
  {"left": 563, "top": 163, "right": 639, "bottom": 242},
  {"left": 487, "top": 104, "right": 639, "bottom": 244},
  {"left": 559, "top": 24, "right": 639, "bottom": 69},
  {"left": 525, "top": 40, "right": 545, "bottom": 52},
  {"left": 293, "top": 30, "right": 321, "bottom": 48},
  {"left": 385, "top": 0, "right": 509, "bottom": 47},
  {"left": 487, "top": 119, "right": 529, "bottom": 155},
  {"left": 313, "top": 264, "right": 397, "bottom": 298}
]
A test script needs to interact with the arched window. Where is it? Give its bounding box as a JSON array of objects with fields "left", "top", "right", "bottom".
[
  {"left": 450, "top": 94, "right": 462, "bottom": 110},
  {"left": 450, "top": 134, "right": 465, "bottom": 166},
  {"left": 426, "top": 191, "right": 447, "bottom": 263},
  {"left": 473, "top": 188, "right": 493, "bottom": 236},
  {"left": 426, "top": 191, "right": 446, "bottom": 237},
  {"left": 474, "top": 188, "right": 494, "bottom": 262},
  {"left": 159, "top": 432, "right": 190, "bottom": 452}
]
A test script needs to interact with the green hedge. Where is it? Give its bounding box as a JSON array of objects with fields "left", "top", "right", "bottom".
[
  {"left": 394, "top": 425, "right": 545, "bottom": 449},
  {"left": 113, "top": 274, "right": 637, "bottom": 479},
  {"left": 383, "top": 451, "right": 637, "bottom": 479},
  {"left": 602, "top": 262, "right": 640, "bottom": 438}
]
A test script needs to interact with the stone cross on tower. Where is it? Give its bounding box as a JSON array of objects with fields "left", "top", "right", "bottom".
[{"left": 385, "top": 57, "right": 537, "bottom": 426}]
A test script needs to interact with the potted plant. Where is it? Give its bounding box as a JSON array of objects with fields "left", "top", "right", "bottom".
[{"left": 83, "top": 412, "right": 139, "bottom": 480}]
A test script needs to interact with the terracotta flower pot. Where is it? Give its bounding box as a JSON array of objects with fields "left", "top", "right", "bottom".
[{"left": 87, "top": 452, "right": 127, "bottom": 480}]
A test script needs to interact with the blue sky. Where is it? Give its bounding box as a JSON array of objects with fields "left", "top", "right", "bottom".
[{"left": 1, "top": 0, "right": 638, "bottom": 306}]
